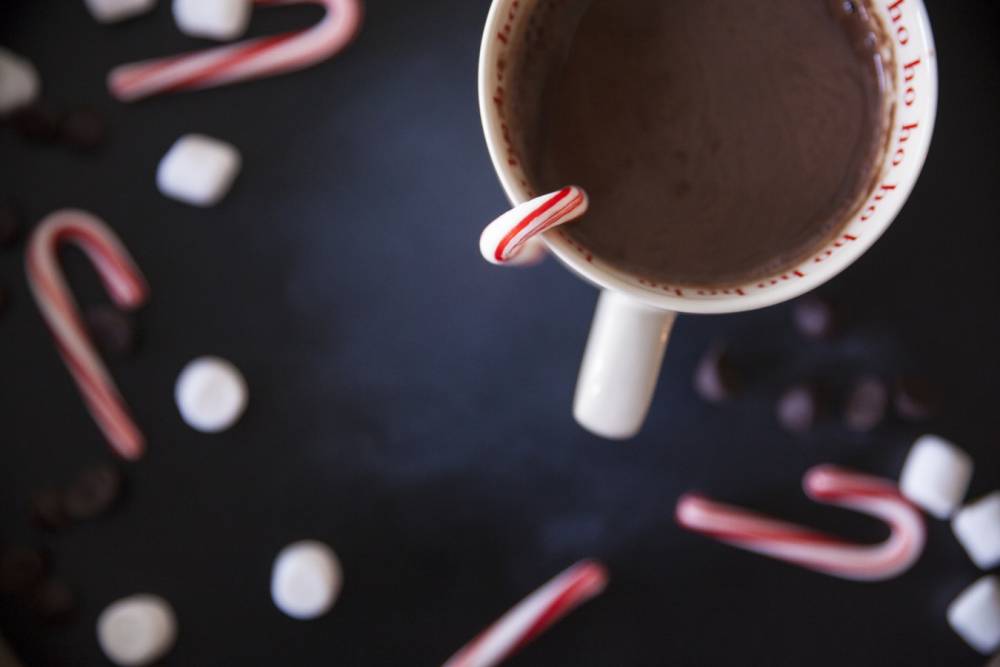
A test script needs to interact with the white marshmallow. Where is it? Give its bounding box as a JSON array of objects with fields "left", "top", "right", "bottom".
[
  {"left": 156, "top": 134, "right": 241, "bottom": 207},
  {"left": 84, "top": 0, "right": 157, "bottom": 24},
  {"left": 97, "top": 595, "right": 177, "bottom": 666},
  {"left": 899, "top": 434, "right": 973, "bottom": 519},
  {"left": 173, "top": 0, "right": 252, "bottom": 41},
  {"left": 175, "top": 356, "right": 247, "bottom": 433},
  {"left": 954, "top": 492, "right": 1000, "bottom": 570},
  {"left": 949, "top": 576, "right": 1000, "bottom": 655},
  {"left": 0, "top": 48, "right": 40, "bottom": 116},
  {"left": 271, "top": 540, "right": 343, "bottom": 620}
]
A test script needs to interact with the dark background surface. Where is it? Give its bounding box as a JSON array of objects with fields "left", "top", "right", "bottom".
[{"left": 1, "top": 1, "right": 999, "bottom": 665}]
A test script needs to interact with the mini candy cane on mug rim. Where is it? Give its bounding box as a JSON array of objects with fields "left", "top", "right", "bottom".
[
  {"left": 108, "top": 0, "right": 363, "bottom": 102},
  {"left": 676, "top": 465, "right": 926, "bottom": 581},
  {"left": 479, "top": 186, "right": 588, "bottom": 266},
  {"left": 442, "top": 560, "right": 608, "bottom": 667},
  {"left": 26, "top": 210, "right": 149, "bottom": 460}
]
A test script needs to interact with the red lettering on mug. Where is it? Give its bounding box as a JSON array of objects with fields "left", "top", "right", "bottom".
[
  {"left": 892, "top": 148, "right": 905, "bottom": 166},
  {"left": 898, "top": 122, "right": 919, "bottom": 144},
  {"left": 897, "top": 25, "right": 910, "bottom": 45},
  {"left": 887, "top": 0, "right": 905, "bottom": 22},
  {"left": 873, "top": 183, "right": 897, "bottom": 201},
  {"left": 904, "top": 87, "right": 916, "bottom": 106},
  {"left": 902, "top": 58, "right": 921, "bottom": 83}
]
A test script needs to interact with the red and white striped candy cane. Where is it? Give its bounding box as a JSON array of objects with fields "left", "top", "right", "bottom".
[
  {"left": 26, "top": 210, "right": 150, "bottom": 460},
  {"left": 479, "top": 186, "right": 588, "bottom": 266},
  {"left": 676, "top": 465, "right": 926, "bottom": 581},
  {"left": 442, "top": 560, "right": 607, "bottom": 667},
  {"left": 108, "top": 0, "right": 363, "bottom": 102}
]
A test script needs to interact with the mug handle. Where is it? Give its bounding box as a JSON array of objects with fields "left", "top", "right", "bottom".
[{"left": 573, "top": 290, "right": 676, "bottom": 439}]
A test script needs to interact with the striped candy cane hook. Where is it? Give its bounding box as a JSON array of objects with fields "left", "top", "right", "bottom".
[
  {"left": 479, "top": 186, "right": 589, "bottom": 266},
  {"left": 108, "top": 0, "right": 363, "bottom": 102},
  {"left": 442, "top": 560, "right": 608, "bottom": 667},
  {"left": 676, "top": 465, "right": 926, "bottom": 581},
  {"left": 26, "top": 210, "right": 150, "bottom": 460}
]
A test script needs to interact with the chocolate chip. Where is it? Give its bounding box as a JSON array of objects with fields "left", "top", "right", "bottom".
[
  {"left": 63, "top": 464, "right": 122, "bottom": 520},
  {"left": 693, "top": 343, "right": 741, "bottom": 403},
  {"left": 844, "top": 375, "right": 888, "bottom": 432},
  {"left": 32, "top": 488, "right": 70, "bottom": 531},
  {"left": 85, "top": 306, "right": 137, "bottom": 358},
  {"left": 60, "top": 107, "right": 107, "bottom": 151},
  {"left": 29, "top": 579, "right": 76, "bottom": 622},
  {"left": 11, "top": 103, "right": 61, "bottom": 143},
  {"left": 792, "top": 295, "right": 837, "bottom": 339},
  {"left": 0, "top": 201, "right": 22, "bottom": 248},
  {"left": 894, "top": 376, "right": 938, "bottom": 421},
  {"left": 0, "top": 547, "right": 46, "bottom": 595},
  {"left": 776, "top": 384, "right": 820, "bottom": 434}
]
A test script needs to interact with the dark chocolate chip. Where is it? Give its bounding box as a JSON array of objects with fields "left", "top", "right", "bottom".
[
  {"left": 63, "top": 464, "right": 122, "bottom": 520},
  {"left": 60, "top": 107, "right": 107, "bottom": 151},
  {"left": 29, "top": 579, "right": 76, "bottom": 622},
  {"left": 894, "top": 376, "right": 938, "bottom": 421},
  {"left": 776, "top": 384, "right": 820, "bottom": 434},
  {"left": 792, "top": 295, "right": 837, "bottom": 339},
  {"left": 844, "top": 375, "right": 888, "bottom": 432},
  {"left": 693, "top": 344, "right": 741, "bottom": 403},
  {"left": 11, "top": 103, "right": 61, "bottom": 143},
  {"left": 0, "top": 201, "right": 22, "bottom": 248},
  {"left": 32, "top": 488, "right": 70, "bottom": 531},
  {"left": 85, "top": 305, "right": 137, "bottom": 358},
  {"left": 0, "top": 547, "right": 46, "bottom": 595}
]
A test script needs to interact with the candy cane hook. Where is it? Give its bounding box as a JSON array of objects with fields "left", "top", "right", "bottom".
[
  {"left": 108, "top": 0, "right": 363, "bottom": 102},
  {"left": 26, "top": 210, "right": 150, "bottom": 460},
  {"left": 442, "top": 560, "right": 608, "bottom": 667},
  {"left": 676, "top": 465, "right": 926, "bottom": 581},
  {"left": 479, "top": 186, "right": 589, "bottom": 266}
]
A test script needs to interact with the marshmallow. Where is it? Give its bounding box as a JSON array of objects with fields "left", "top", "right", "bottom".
[
  {"left": 899, "top": 434, "right": 973, "bottom": 519},
  {"left": 156, "top": 134, "right": 241, "bottom": 207},
  {"left": 954, "top": 493, "right": 1000, "bottom": 570},
  {"left": 84, "top": 0, "right": 157, "bottom": 24},
  {"left": 271, "top": 540, "right": 342, "bottom": 620},
  {"left": 97, "top": 594, "right": 177, "bottom": 666},
  {"left": 175, "top": 356, "right": 247, "bottom": 433},
  {"left": 173, "top": 0, "right": 252, "bottom": 41},
  {"left": 949, "top": 576, "right": 1000, "bottom": 655},
  {"left": 0, "top": 48, "right": 40, "bottom": 116}
]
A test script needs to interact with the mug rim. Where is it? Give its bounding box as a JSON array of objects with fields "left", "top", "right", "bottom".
[{"left": 478, "top": 0, "right": 939, "bottom": 314}]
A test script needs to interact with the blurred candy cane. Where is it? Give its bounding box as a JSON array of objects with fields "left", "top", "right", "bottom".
[
  {"left": 676, "top": 465, "right": 926, "bottom": 581},
  {"left": 26, "top": 210, "right": 149, "bottom": 460},
  {"left": 442, "top": 560, "right": 607, "bottom": 667},
  {"left": 479, "top": 186, "right": 588, "bottom": 266},
  {"left": 108, "top": 0, "right": 363, "bottom": 102}
]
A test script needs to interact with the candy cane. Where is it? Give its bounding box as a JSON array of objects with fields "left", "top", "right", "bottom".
[
  {"left": 676, "top": 465, "right": 926, "bottom": 581},
  {"left": 26, "top": 210, "right": 149, "bottom": 460},
  {"left": 479, "top": 186, "right": 588, "bottom": 266},
  {"left": 442, "top": 560, "right": 607, "bottom": 667},
  {"left": 108, "top": 0, "right": 363, "bottom": 102}
]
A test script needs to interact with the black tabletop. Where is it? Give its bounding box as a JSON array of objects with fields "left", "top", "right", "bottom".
[{"left": 1, "top": 1, "right": 999, "bottom": 665}]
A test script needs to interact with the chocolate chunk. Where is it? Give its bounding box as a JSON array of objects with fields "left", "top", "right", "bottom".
[
  {"left": 60, "top": 107, "right": 107, "bottom": 151},
  {"left": 0, "top": 201, "right": 22, "bottom": 248},
  {"left": 894, "top": 376, "right": 938, "bottom": 421},
  {"left": 11, "top": 103, "right": 61, "bottom": 143},
  {"left": 844, "top": 375, "right": 888, "bottom": 432},
  {"left": 776, "top": 384, "right": 820, "bottom": 434},
  {"left": 0, "top": 547, "right": 46, "bottom": 594},
  {"left": 63, "top": 464, "right": 122, "bottom": 520},
  {"left": 792, "top": 295, "right": 837, "bottom": 339},
  {"left": 693, "top": 344, "right": 741, "bottom": 403},
  {"left": 32, "top": 488, "right": 70, "bottom": 531},
  {"left": 85, "top": 306, "right": 137, "bottom": 358},
  {"left": 29, "top": 579, "right": 76, "bottom": 622}
]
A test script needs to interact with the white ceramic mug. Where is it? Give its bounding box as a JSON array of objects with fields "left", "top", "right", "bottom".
[{"left": 479, "top": 0, "right": 938, "bottom": 440}]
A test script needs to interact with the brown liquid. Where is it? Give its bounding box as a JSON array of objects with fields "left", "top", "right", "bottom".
[{"left": 520, "top": 0, "right": 889, "bottom": 287}]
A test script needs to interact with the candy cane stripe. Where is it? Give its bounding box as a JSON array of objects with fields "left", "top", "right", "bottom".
[{"left": 479, "top": 186, "right": 589, "bottom": 266}]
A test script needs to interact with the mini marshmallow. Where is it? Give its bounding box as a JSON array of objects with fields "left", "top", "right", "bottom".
[
  {"left": 97, "top": 594, "right": 177, "bottom": 666},
  {"left": 84, "top": 0, "right": 157, "bottom": 24},
  {"left": 173, "top": 0, "right": 252, "bottom": 40},
  {"left": 899, "top": 434, "right": 973, "bottom": 519},
  {"left": 954, "top": 492, "right": 1000, "bottom": 570},
  {"left": 271, "top": 540, "right": 342, "bottom": 620},
  {"left": 949, "top": 576, "right": 1000, "bottom": 655},
  {"left": 0, "top": 48, "right": 40, "bottom": 116},
  {"left": 175, "top": 356, "right": 247, "bottom": 433},
  {"left": 156, "top": 134, "right": 241, "bottom": 207}
]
